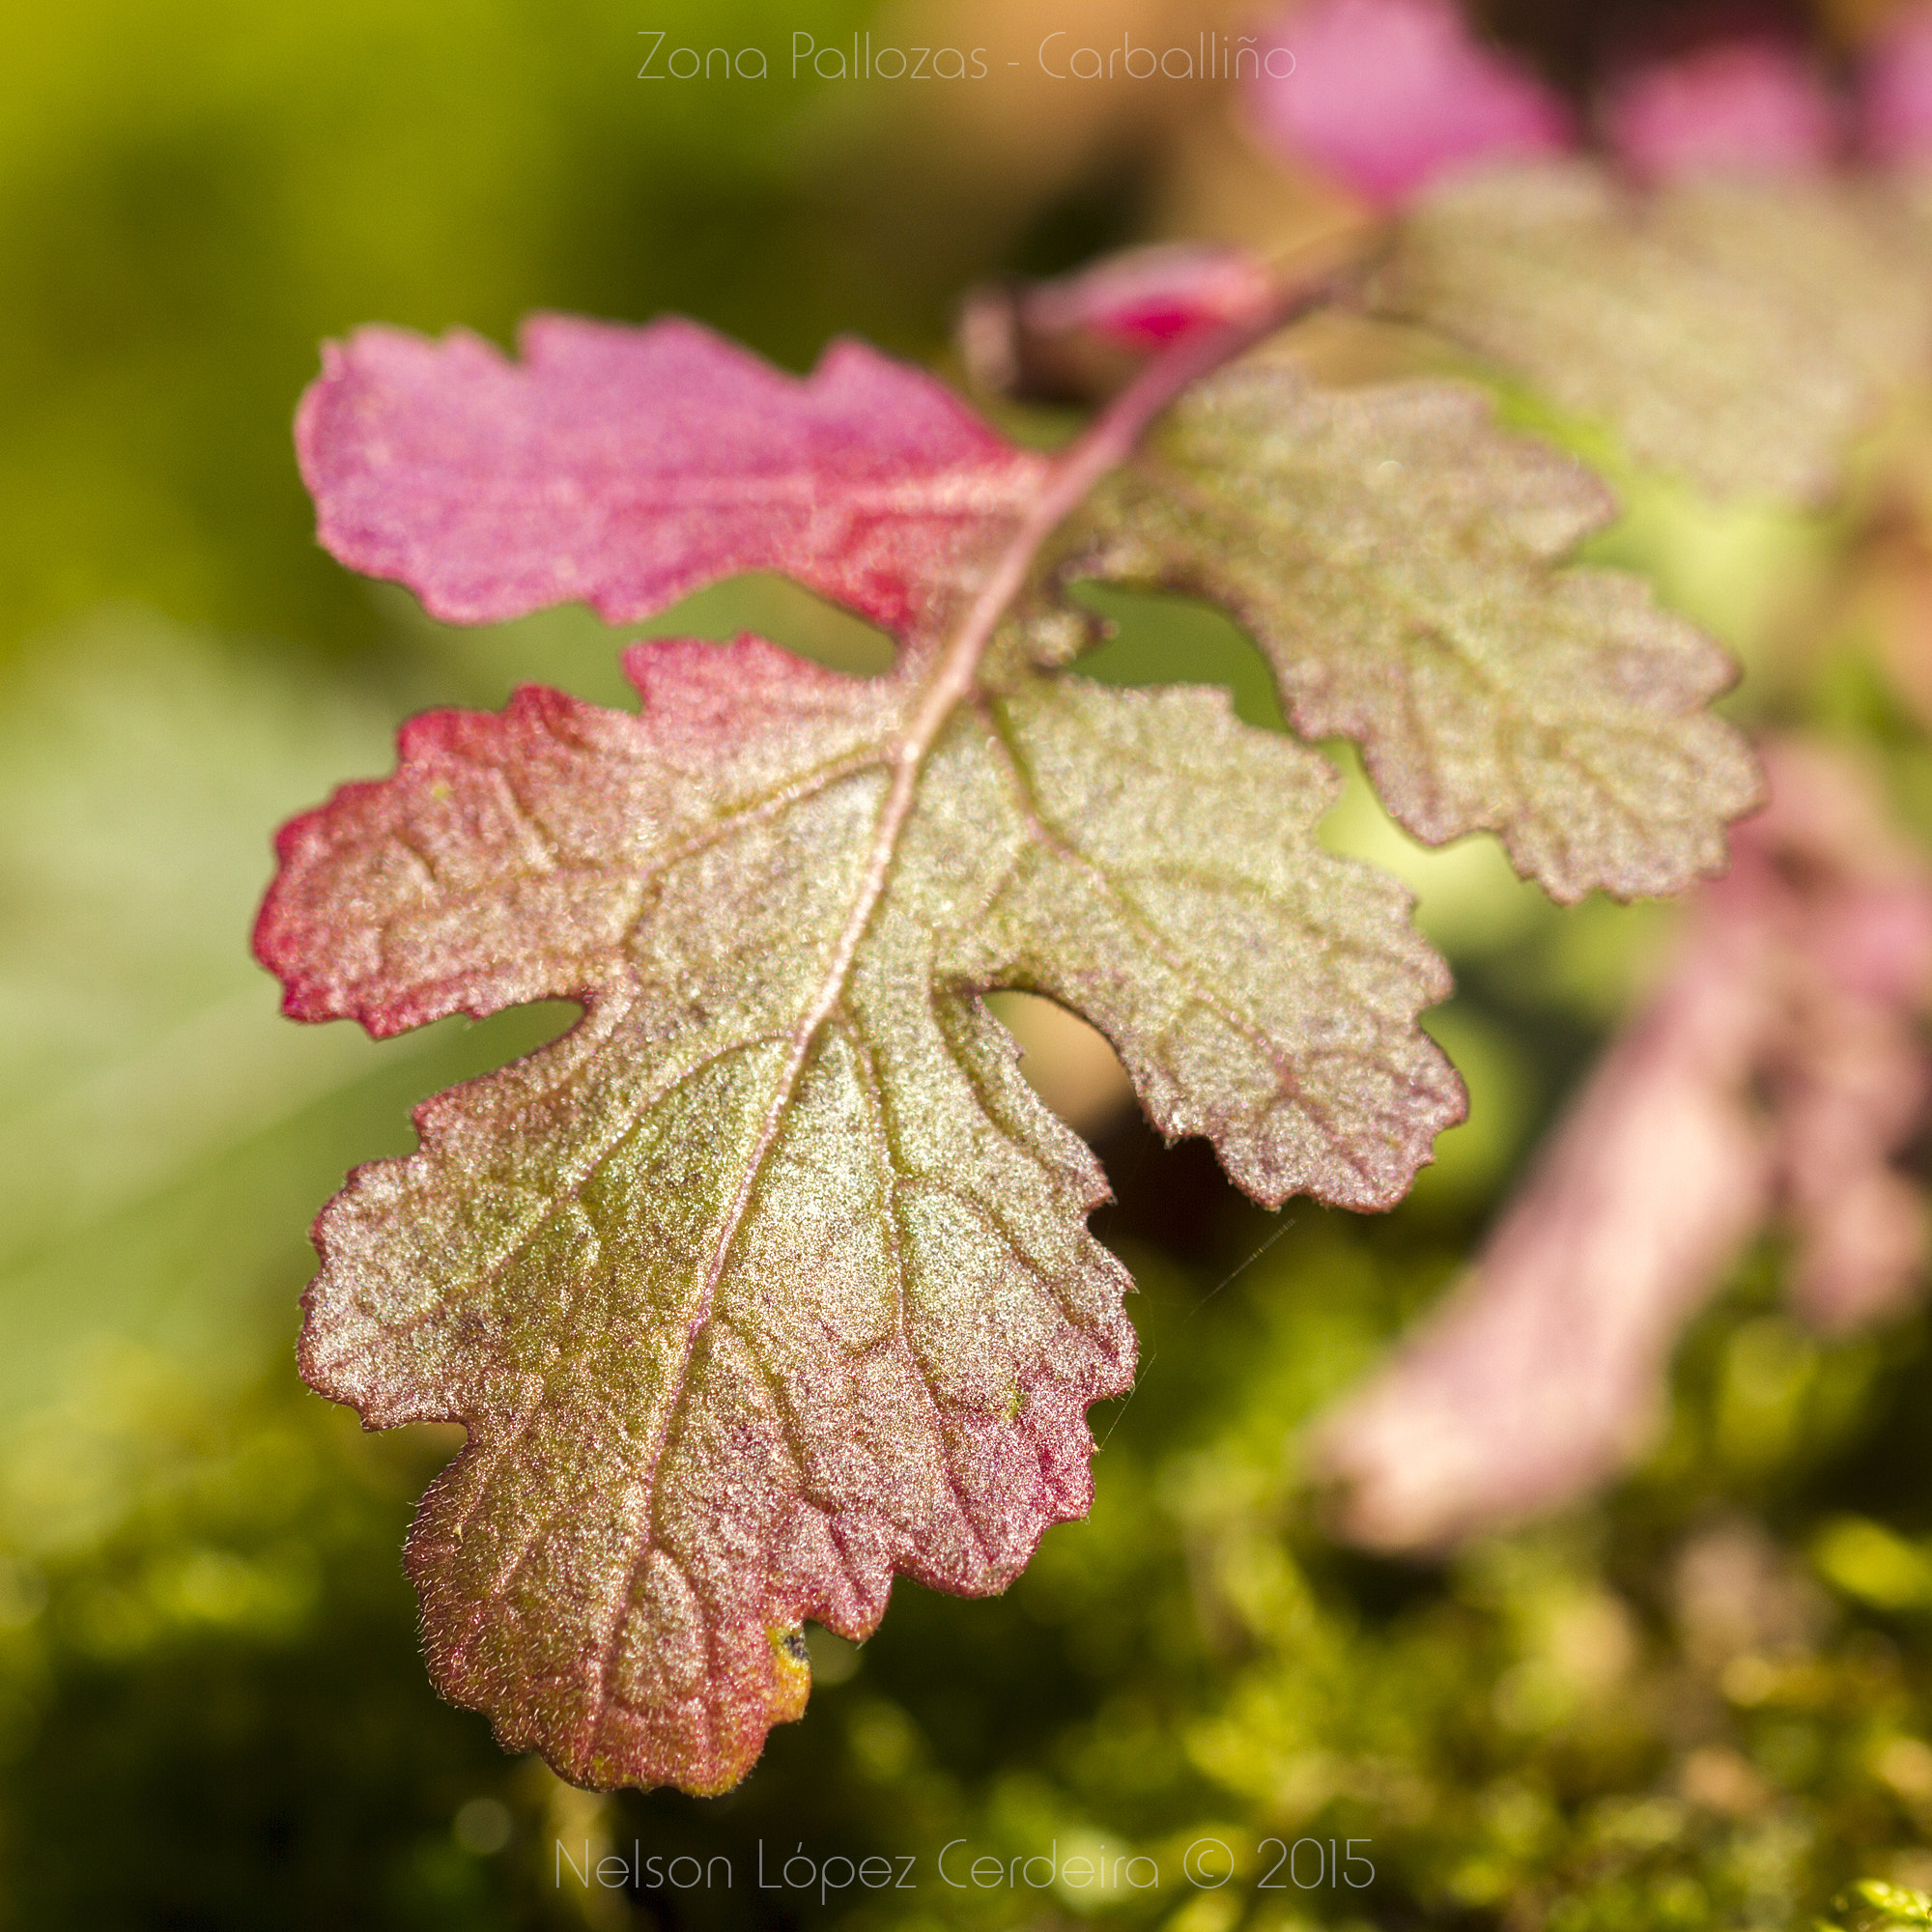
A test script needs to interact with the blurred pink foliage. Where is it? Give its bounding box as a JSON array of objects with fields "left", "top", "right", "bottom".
[
  {"left": 1602, "top": 38, "right": 1841, "bottom": 181},
  {"left": 1247, "top": 0, "right": 1932, "bottom": 200},
  {"left": 1313, "top": 741, "right": 1932, "bottom": 1551},
  {"left": 1864, "top": 2, "right": 1932, "bottom": 162},
  {"left": 293, "top": 315, "right": 1045, "bottom": 639},
  {"left": 1245, "top": 0, "right": 1573, "bottom": 206}
]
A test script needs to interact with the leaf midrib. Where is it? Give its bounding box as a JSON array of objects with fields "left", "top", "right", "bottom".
[{"left": 575, "top": 310, "right": 1290, "bottom": 1761}]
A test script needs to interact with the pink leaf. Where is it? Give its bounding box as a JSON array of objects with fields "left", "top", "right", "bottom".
[
  {"left": 296, "top": 314, "right": 1050, "bottom": 646},
  {"left": 1864, "top": 3, "right": 1932, "bottom": 164},
  {"left": 1603, "top": 38, "right": 1842, "bottom": 183},
  {"left": 1314, "top": 739, "right": 1932, "bottom": 1549},
  {"left": 1244, "top": 0, "right": 1574, "bottom": 208},
  {"left": 1310, "top": 892, "right": 1776, "bottom": 1551},
  {"left": 262, "top": 310, "right": 1490, "bottom": 1790},
  {"left": 1018, "top": 242, "right": 1280, "bottom": 352},
  {"left": 1756, "top": 746, "right": 1932, "bottom": 1329},
  {"left": 959, "top": 244, "right": 1283, "bottom": 403}
]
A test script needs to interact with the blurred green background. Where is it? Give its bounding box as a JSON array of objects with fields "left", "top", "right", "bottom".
[{"left": 7, "top": 1, "right": 1932, "bottom": 1926}]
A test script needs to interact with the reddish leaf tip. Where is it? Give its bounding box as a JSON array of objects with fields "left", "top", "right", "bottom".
[{"left": 958, "top": 243, "right": 1284, "bottom": 403}]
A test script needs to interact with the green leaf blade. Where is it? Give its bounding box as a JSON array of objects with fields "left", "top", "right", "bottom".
[
  {"left": 1072, "top": 362, "right": 1761, "bottom": 903},
  {"left": 977, "top": 680, "right": 1463, "bottom": 1208},
  {"left": 1377, "top": 161, "right": 1932, "bottom": 507},
  {"left": 270, "top": 631, "right": 1463, "bottom": 1790}
]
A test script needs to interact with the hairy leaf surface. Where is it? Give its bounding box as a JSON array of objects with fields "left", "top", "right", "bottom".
[
  {"left": 1069, "top": 360, "right": 1759, "bottom": 902},
  {"left": 1376, "top": 162, "right": 1932, "bottom": 505},
  {"left": 268, "top": 310, "right": 1758, "bottom": 1791},
  {"left": 259, "top": 636, "right": 1460, "bottom": 1791},
  {"left": 296, "top": 314, "right": 1048, "bottom": 649}
]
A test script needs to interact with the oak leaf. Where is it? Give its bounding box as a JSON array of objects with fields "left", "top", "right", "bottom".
[
  {"left": 261, "top": 658, "right": 1459, "bottom": 1791},
  {"left": 262, "top": 310, "right": 1751, "bottom": 1790}
]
